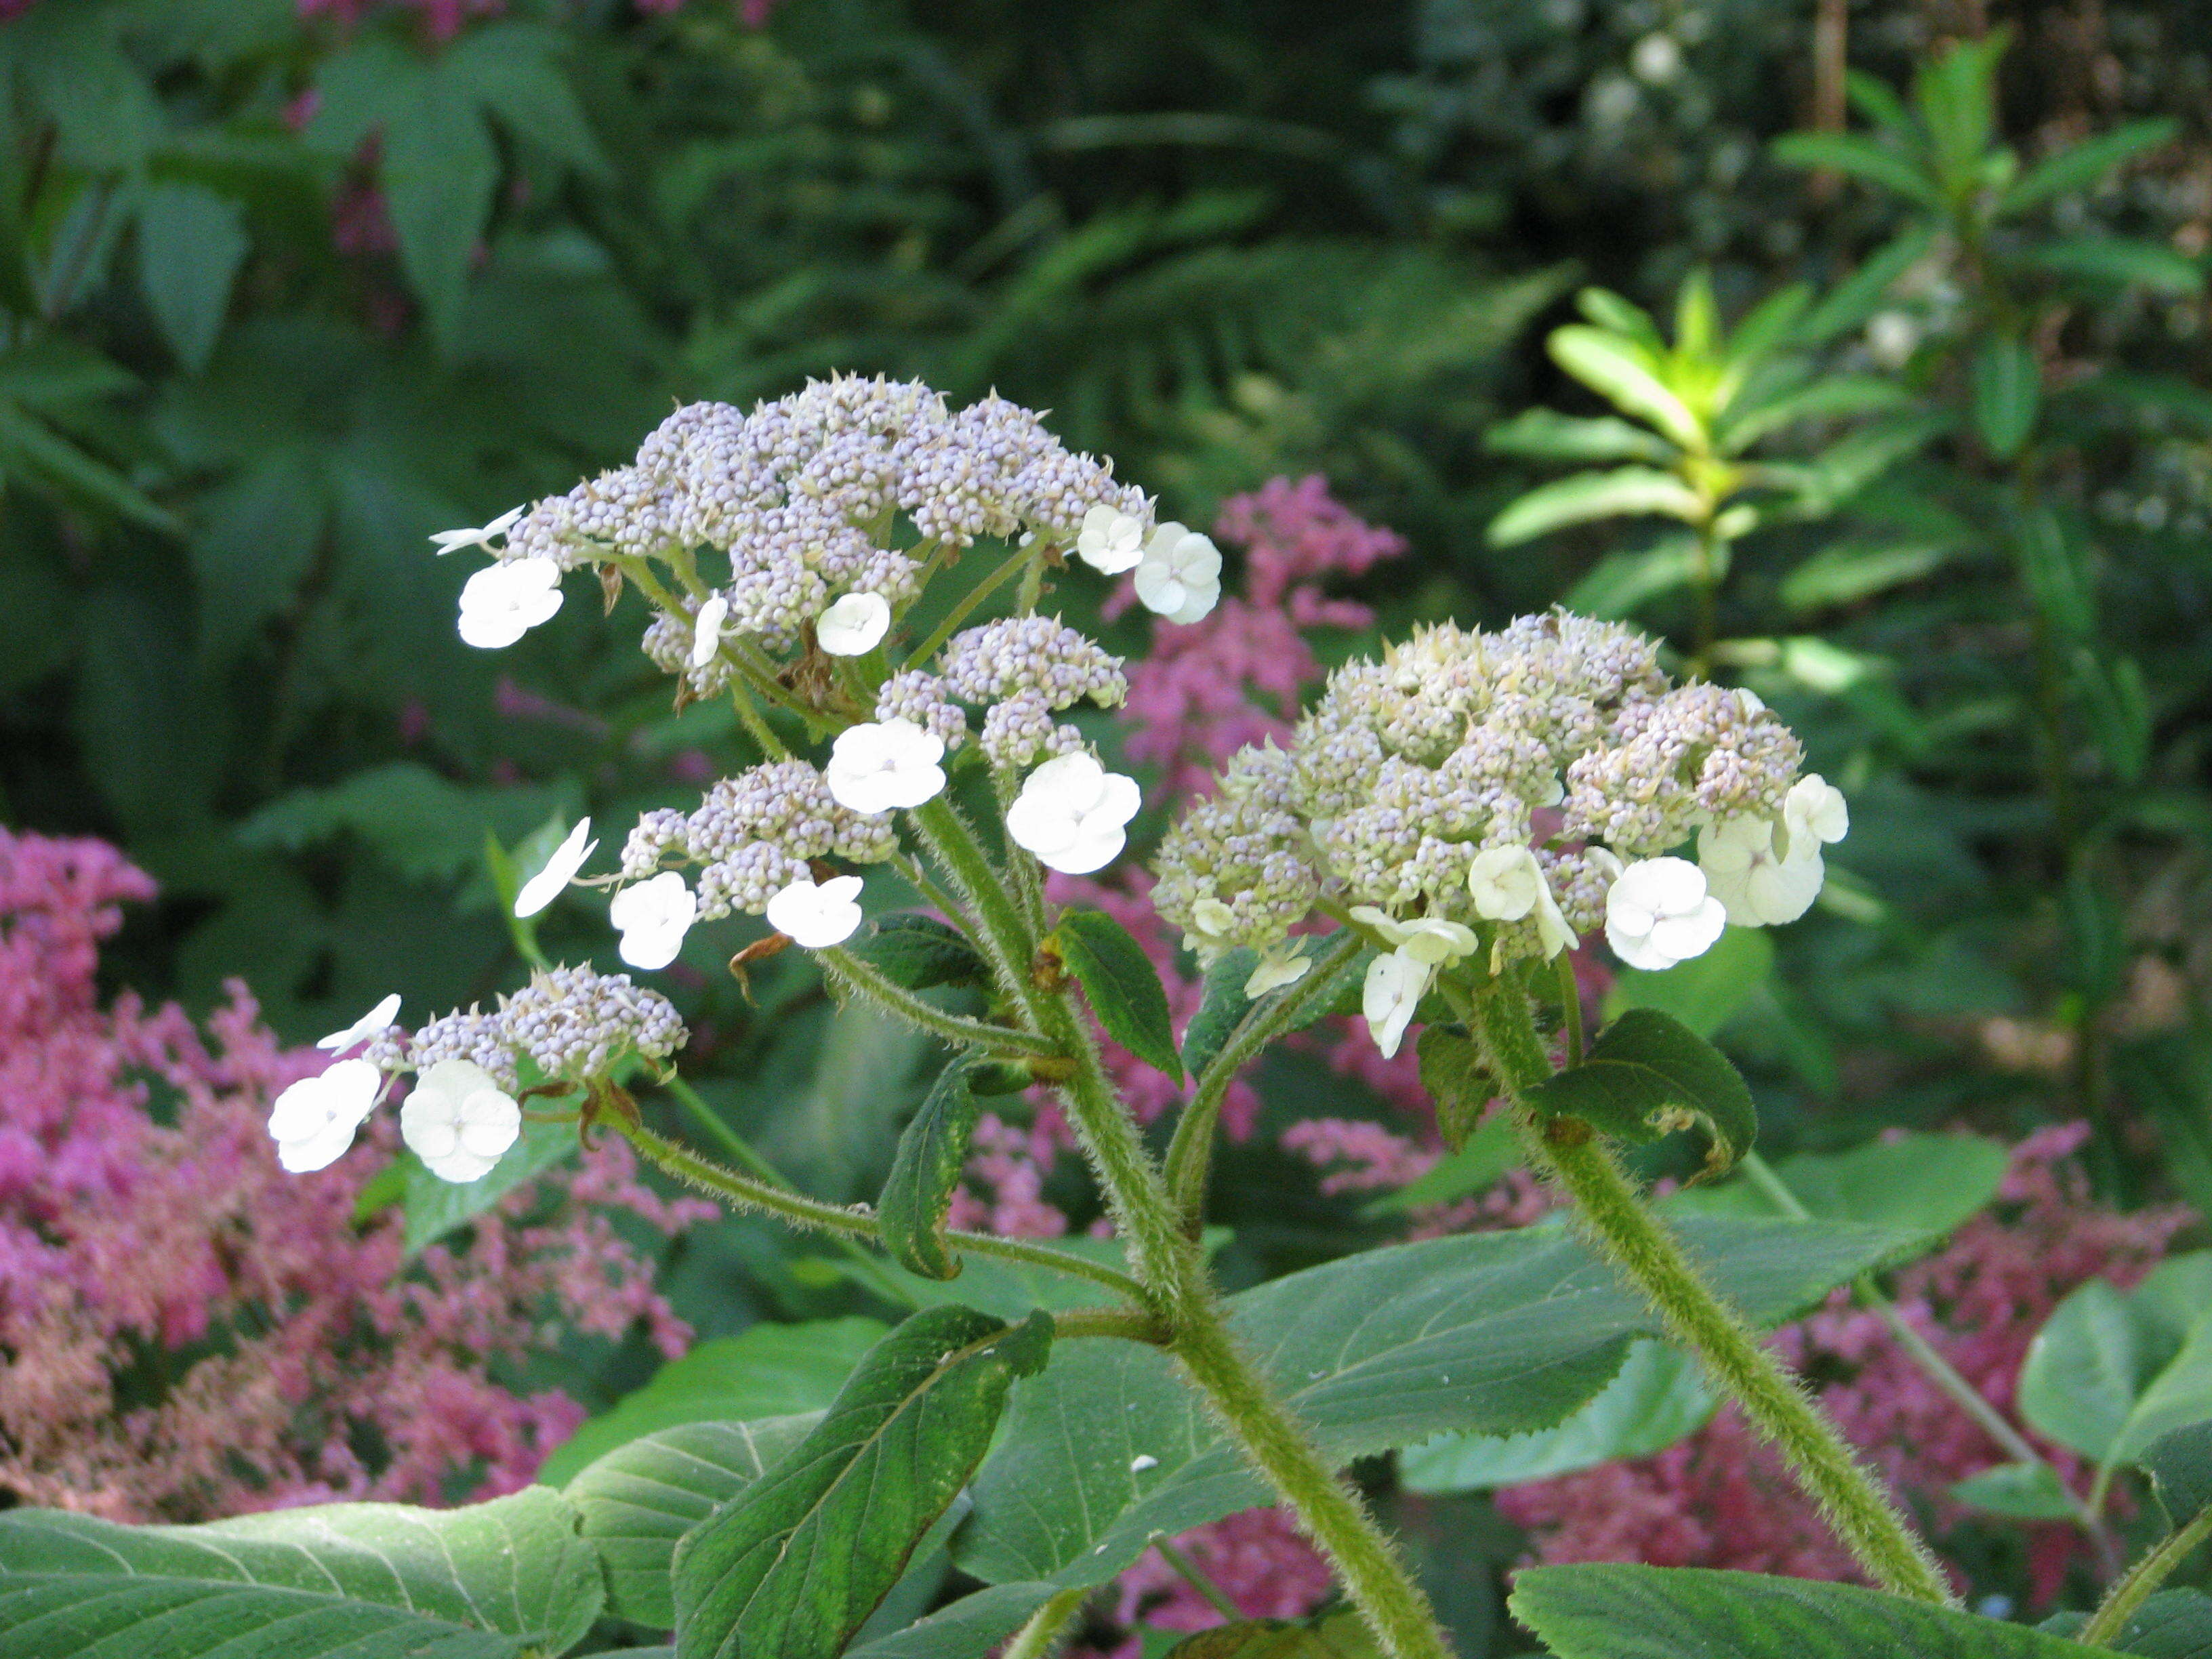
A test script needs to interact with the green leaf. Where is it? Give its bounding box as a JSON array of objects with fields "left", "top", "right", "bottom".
[
  {"left": 882, "top": 1057, "right": 990, "bottom": 1280},
  {"left": 1052, "top": 910, "right": 1183, "bottom": 1083},
  {"left": 2019, "top": 1263, "right": 2212, "bottom": 1469},
  {"left": 2141, "top": 1419, "right": 2212, "bottom": 1532},
  {"left": 380, "top": 72, "right": 499, "bottom": 343},
  {"left": 1605, "top": 926, "right": 1772, "bottom": 1039},
  {"left": 849, "top": 914, "right": 991, "bottom": 991},
  {"left": 539, "top": 1317, "right": 890, "bottom": 1486},
  {"left": 1182, "top": 947, "right": 1257, "bottom": 1082},
  {"left": 2002, "top": 119, "right": 2178, "bottom": 216},
  {"left": 1161, "top": 1613, "right": 1381, "bottom": 1658},
  {"left": 2017, "top": 237, "right": 2205, "bottom": 295},
  {"left": 956, "top": 1215, "right": 1921, "bottom": 1590},
  {"left": 1545, "top": 328, "right": 1703, "bottom": 449},
  {"left": 239, "top": 764, "right": 569, "bottom": 890},
  {"left": 1951, "top": 1462, "right": 2083, "bottom": 1521},
  {"left": 1415, "top": 1025, "right": 1490, "bottom": 1151},
  {"left": 1574, "top": 288, "right": 1666, "bottom": 354},
  {"left": 1718, "top": 374, "right": 1912, "bottom": 453},
  {"left": 844, "top": 1583, "right": 1064, "bottom": 1659},
  {"left": 1667, "top": 1133, "right": 2007, "bottom": 1240},
  {"left": 1562, "top": 534, "right": 1715, "bottom": 619},
  {"left": 673, "top": 1305, "right": 1054, "bottom": 1659},
  {"left": 0, "top": 1488, "right": 602, "bottom": 1658},
  {"left": 820, "top": 1231, "right": 1180, "bottom": 1321},
  {"left": 1779, "top": 537, "right": 1958, "bottom": 614},
  {"left": 446, "top": 23, "right": 608, "bottom": 177},
  {"left": 1771, "top": 132, "right": 1942, "bottom": 207},
  {"left": 1797, "top": 225, "right": 1940, "bottom": 344},
  {"left": 1488, "top": 467, "right": 1704, "bottom": 547},
  {"left": 1511, "top": 1563, "right": 2101, "bottom": 1658},
  {"left": 1973, "top": 336, "right": 2042, "bottom": 458},
  {"left": 1364, "top": 1113, "right": 1520, "bottom": 1217},
  {"left": 1486, "top": 408, "right": 1676, "bottom": 464},
  {"left": 187, "top": 450, "right": 329, "bottom": 662},
  {"left": 136, "top": 183, "right": 249, "bottom": 373},
  {"left": 1400, "top": 1338, "right": 1714, "bottom": 1493},
  {"left": 1526, "top": 1008, "right": 1757, "bottom": 1179},
  {"left": 403, "top": 1115, "right": 579, "bottom": 1254},
  {"left": 2044, "top": 1591, "right": 2212, "bottom": 1657},
  {"left": 567, "top": 1414, "right": 819, "bottom": 1626}
]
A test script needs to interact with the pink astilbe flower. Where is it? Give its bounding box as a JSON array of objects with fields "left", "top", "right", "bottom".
[
  {"left": 0, "top": 827, "right": 709, "bottom": 1522},
  {"left": 1496, "top": 1124, "right": 2188, "bottom": 1603}
]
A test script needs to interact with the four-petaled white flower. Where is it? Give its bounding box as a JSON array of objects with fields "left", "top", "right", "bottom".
[
  {"left": 826, "top": 719, "right": 948, "bottom": 815},
  {"left": 817, "top": 592, "right": 893, "bottom": 656},
  {"left": 457, "top": 557, "right": 565, "bottom": 649},
  {"left": 266, "top": 1058, "right": 384, "bottom": 1174},
  {"left": 610, "top": 872, "right": 697, "bottom": 970},
  {"left": 1697, "top": 816, "right": 1823, "bottom": 927},
  {"left": 1782, "top": 773, "right": 1849, "bottom": 855},
  {"left": 430, "top": 506, "right": 523, "bottom": 556},
  {"left": 1362, "top": 949, "right": 1433, "bottom": 1060},
  {"left": 1245, "top": 943, "right": 1311, "bottom": 998},
  {"left": 401, "top": 1060, "right": 522, "bottom": 1185},
  {"left": 1076, "top": 506, "right": 1146, "bottom": 575},
  {"left": 317, "top": 993, "right": 401, "bottom": 1054},
  {"left": 1005, "top": 752, "right": 1142, "bottom": 875},
  {"left": 1605, "top": 857, "right": 1727, "bottom": 971},
  {"left": 1132, "top": 523, "right": 1223, "bottom": 625},
  {"left": 1349, "top": 905, "right": 1478, "bottom": 967},
  {"left": 766, "top": 874, "right": 865, "bottom": 948},
  {"left": 516, "top": 818, "right": 596, "bottom": 918},
  {"left": 1466, "top": 844, "right": 1576, "bottom": 959},
  {"left": 691, "top": 594, "right": 729, "bottom": 668}
]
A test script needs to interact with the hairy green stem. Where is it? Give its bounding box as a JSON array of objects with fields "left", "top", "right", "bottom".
[
  {"left": 617, "top": 1119, "right": 1149, "bottom": 1304},
  {"left": 1002, "top": 1586, "right": 1093, "bottom": 1659},
  {"left": 907, "top": 541, "right": 1035, "bottom": 668},
  {"left": 1471, "top": 981, "right": 1957, "bottom": 1607},
  {"left": 1552, "top": 951, "right": 1585, "bottom": 1067},
  {"left": 1153, "top": 1536, "right": 1242, "bottom": 1620},
  {"left": 2081, "top": 1506, "right": 2212, "bottom": 1645},
  {"left": 1162, "top": 931, "right": 1366, "bottom": 1227},
  {"left": 817, "top": 945, "right": 1063, "bottom": 1058}
]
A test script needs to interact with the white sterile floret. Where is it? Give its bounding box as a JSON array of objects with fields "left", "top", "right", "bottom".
[
  {"left": 1349, "top": 905, "right": 1478, "bottom": 968},
  {"left": 401, "top": 1059, "right": 522, "bottom": 1185},
  {"left": 1605, "top": 857, "right": 1727, "bottom": 971},
  {"left": 1132, "top": 523, "right": 1223, "bottom": 625},
  {"left": 610, "top": 872, "right": 697, "bottom": 970},
  {"left": 1698, "top": 816, "right": 1824, "bottom": 927},
  {"left": 766, "top": 874, "right": 865, "bottom": 948},
  {"left": 1076, "top": 505, "right": 1146, "bottom": 574},
  {"left": 691, "top": 595, "right": 729, "bottom": 668},
  {"left": 1245, "top": 943, "right": 1312, "bottom": 998},
  {"left": 1005, "top": 752, "right": 1142, "bottom": 875},
  {"left": 266, "top": 1058, "right": 384, "bottom": 1174},
  {"left": 430, "top": 506, "right": 523, "bottom": 556},
  {"left": 1782, "top": 773, "right": 1849, "bottom": 852},
  {"left": 1466, "top": 845, "right": 1577, "bottom": 959},
  {"left": 516, "top": 818, "right": 597, "bottom": 918},
  {"left": 817, "top": 591, "right": 893, "bottom": 655},
  {"left": 457, "top": 557, "right": 565, "bottom": 649},
  {"left": 317, "top": 993, "right": 401, "bottom": 1054},
  {"left": 825, "top": 719, "right": 948, "bottom": 815},
  {"left": 1363, "top": 949, "right": 1434, "bottom": 1060}
]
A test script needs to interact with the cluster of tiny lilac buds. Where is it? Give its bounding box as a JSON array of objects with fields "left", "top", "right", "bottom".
[
  {"left": 266, "top": 965, "right": 689, "bottom": 1187},
  {"left": 1153, "top": 613, "right": 1848, "bottom": 1056}
]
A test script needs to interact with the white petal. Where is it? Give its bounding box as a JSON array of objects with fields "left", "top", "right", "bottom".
[
  {"left": 1244, "top": 947, "right": 1311, "bottom": 998},
  {"left": 1467, "top": 845, "right": 1540, "bottom": 921},
  {"left": 817, "top": 592, "right": 893, "bottom": 655},
  {"left": 1361, "top": 951, "right": 1431, "bottom": 1059},
  {"left": 515, "top": 818, "right": 596, "bottom": 918},
  {"left": 691, "top": 595, "right": 729, "bottom": 667},
  {"left": 456, "top": 1088, "right": 523, "bottom": 1158},
  {"left": 317, "top": 992, "right": 402, "bottom": 1052},
  {"left": 1786, "top": 774, "right": 1850, "bottom": 846},
  {"left": 1647, "top": 897, "right": 1728, "bottom": 962},
  {"left": 766, "top": 876, "right": 864, "bottom": 948},
  {"left": 1076, "top": 506, "right": 1145, "bottom": 575},
  {"left": 1036, "top": 821, "right": 1126, "bottom": 875},
  {"left": 1612, "top": 857, "right": 1708, "bottom": 922}
]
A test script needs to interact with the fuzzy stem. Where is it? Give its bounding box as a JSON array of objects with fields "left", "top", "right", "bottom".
[
  {"left": 2081, "top": 1506, "right": 2212, "bottom": 1645},
  {"left": 907, "top": 541, "right": 1035, "bottom": 668},
  {"left": 1472, "top": 981, "right": 1957, "bottom": 1608},
  {"left": 817, "top": 945, "right": 1063, "bottom": 1058},
  {"left": 1002, "top": 1587, "right": 1092, "bottom": 1659},
  {"left": 1153, "top": 1535, "right": 1242, "bottom": 1620},
  {"left": 1162, "top": 931, "right": 1366, "bottom": 1227},
  {"left": 617, "top": 1119, "right": 1150, "bottom": 1304}
]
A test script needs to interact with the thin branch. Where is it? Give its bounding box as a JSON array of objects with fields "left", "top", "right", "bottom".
[{"left": 817, "top": 945, "right": 1063, "bottom": 1058}]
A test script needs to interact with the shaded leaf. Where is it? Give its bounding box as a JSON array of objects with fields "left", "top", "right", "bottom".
[
  {"left": 1162, "top": 1612, "right": 1380, "bottom": 1658},
  {"left": 1364, "top": 1113, "right": 1520, "bottom": 1217},
  {"left": 1182, "top": 947, "right": 1257, "bottom": 1082},
  {"left": 673, "top": 1306, "right": 1054, "bottom": 1659},
  {"left": 2141, "top": 1419, "right": 2212, "bottom": 1532},
  {"left": 850, "top": 914, "right": 991, "bottom": 991},
  {"left": 2002, "top": 119, "right": 2179, "bottom": 216},
  {"left": 881, "top": 1057, "right": 989, "bottom": 1280},
  {"left": 1668, "top": 1133, "right": 2006, "bottom": 1240},
  {"left": 1053, "top": 910, "right": 1183, "bottom": 1083},
  {"left": 539, "top": 1317, "right": 888, "bottom": 1486},
  {"left": 1605, "top": 926, "right": 1773, "bottom": 1039},
  {"left": 1415, "top": 1025, "right": 1489, "bottom": 1151},
  {"left": 1488, "top": 467, "right": 1704, "bottom": 547},
  {"left": 403, "top": 1116, "right": 579, "bottom": 1254},
  {"left": 844, "top": 1582, "right": 1063, "bottom": 1659},
  {"left": 380, "top": 73, "right": 499, "bottom": 342},
  {"left": 1951, "top": 1462, "right": 2081, "bottom": 1521},
  {"left": 2017, "top": 237, "right": 2204, "bottom": 295},
  {"left": 1797, "top": 224, "right": 1938, "bottom": 344},
  {"left": 1779, "top": 537, "right": 1958, "bottom": 613},
  {"left": 1563, "top": 534, "right": 1715, "bottom": 619},
  {"left": 1512, "top": 1563, "right": 2099, "bottom": 1658},
  {"left": 136, "top": 183, "right": 249, "bottom": 373},
  {"left": 1486, "top": 408, "right": 1675, "bottom": 464},
  {"left": 1771, "top": 132, "right": 1941, "bottom": 206},
  {"left": 1526, "top": 1008, "right": 1757, "bottom": 1179},
  {"left": 1973, "top": 336, "right": 2041, "bottom": 458}
]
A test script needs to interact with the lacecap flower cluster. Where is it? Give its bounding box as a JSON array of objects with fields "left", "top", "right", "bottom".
[{"left": 1152, "top": 613, "right": 1847, "bottom": 1056}]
